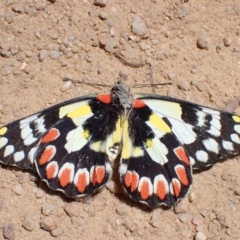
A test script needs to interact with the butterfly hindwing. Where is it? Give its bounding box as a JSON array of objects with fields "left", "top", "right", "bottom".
[
  {"left": 119, "top": 100, "right": 192, "bottom": 207},
  {"left": 35, "top": 94, "right": 125, "bottom": 197}
]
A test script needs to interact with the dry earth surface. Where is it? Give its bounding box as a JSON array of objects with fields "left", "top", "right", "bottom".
[{"left": 0, "top": 0, "right": 240, "bottom": 239}]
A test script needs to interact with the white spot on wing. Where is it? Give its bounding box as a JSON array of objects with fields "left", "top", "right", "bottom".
[
  {"left": 4, "top": 145, "right": 14, "bottom": 157},
  {"left": 145, "top": 137, "right": 168, "bottom": 165},
  {"left": 222, "top": 140, "right": 234, "bottom": 151},
  {"left": 196, "top": 110, "right": 207, "bottom": 127},
  {"left": 234, "top": 125, "right": 240, "bottom": 134},
  {"left": 202, "top": 138, "right": 219, "bottom": 154},
  {"left": 14, "top": 150, "right": 25, "bottom": 162},
  {"left": 189, "top": 157, "right": 195, "bottom": 165},
  {"left": 0, "top": 137, "right": 8, "bottom": 149},
  {"left": 231, "top": 133, "right": 240, "bottom": 144},
  {"left": 24, "top": 134, "right": 37, "bottom": 146},
  {"left": 65, "top": 126, "right": 88, "bottom": 153},
  {"left": 20, "top": 114, "right": 38, "bottom": 126},
  {"left": 195, "top": 150, "right": 208, "bottom": 162},
  {"left": 28, "top": 147, "right": 38, "bottom": 163}
]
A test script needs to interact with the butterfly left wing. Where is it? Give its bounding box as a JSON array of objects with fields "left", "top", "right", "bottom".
[{"left": 0, "top": 94, "right": 123, "bottom": 198}]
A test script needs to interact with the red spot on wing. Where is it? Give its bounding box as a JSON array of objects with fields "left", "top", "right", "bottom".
[
  {"left": 175, "top": 165, "right": 189, "bottom": 185},
  {"left": 76, "top": 170, "right": 89, "bottom": 193},
  {"left": 38, "top": 146, "right": 56, "bottom": 165},
  {"left": 172, "top": 179, "right": 181, "bottom": 197},
  {"left": 174, "top": 146, "right": 190, "bottom": 165},
  {"left": 125, "top": 171, "right": 132, "bottom": 187},
  {"left": 155, "top": 179, "right": 167, "bottom": 200},
  {"left": 46, "top": 162, "right": 58, "bottom": 179},
  {"left": 91, "top": 166, "right": 105, "bottom": 186},
  {"left": 139, "top": 178, "right": 151, "bottom": 200},
  {"left": 124, "top": 171, "right": 139, "bottom": 192},
  {"left": 41, "top": 128, "right": 60, "bottom": 143},
  {"left": 97, "top": 94, "right": 112, "bottom": 104},
  {"left": 131, "top": 171, "right": 139, "bottom": 192},
  {"left": 133, "top": 99, "right": 146, "bottom": 108},
  {"left": 59, "top": 168, "right": 72, "bottom": 187}
]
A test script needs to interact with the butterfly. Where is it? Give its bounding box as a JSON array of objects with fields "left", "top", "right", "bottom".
[{"left": 0, "top": 79, "right": 240, "bottom": 208}]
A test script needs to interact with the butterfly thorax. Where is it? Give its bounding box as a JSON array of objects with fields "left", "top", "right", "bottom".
[{"left": 111, "top": 79, "right": 134, "bottom": 119}]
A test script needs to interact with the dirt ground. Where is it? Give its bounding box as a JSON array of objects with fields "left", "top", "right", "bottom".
[{"left": 0, "top": 0, "right": 240, "bottom": 239}]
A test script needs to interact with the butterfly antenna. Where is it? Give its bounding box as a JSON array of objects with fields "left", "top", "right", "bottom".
[{"left": 63, "top": 77, "right": 112, "bottom": 87}]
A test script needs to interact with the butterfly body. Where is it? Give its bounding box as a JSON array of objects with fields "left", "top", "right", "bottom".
[{"left": 0, "top": 79, "right": 240, "bottom": 208}]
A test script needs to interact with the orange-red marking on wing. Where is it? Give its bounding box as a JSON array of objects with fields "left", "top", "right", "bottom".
[
  {"left": 59, "top": 168, "right": 72, "bottom": 187},
  {"left": 97, "top": 94, "right": 112, "bottom": 104},
  {"left": 174, "top": 146, "right": 190, "bottom": 165},
  {"left": 131, "top": 171, "right": 139, "bottom": 192},
  {"left": 91, "top": 166, "right": 105, "bottom": 185},
  {"left": 41, "top": 128, "right": 60, "bottom": 143},
  {"left": 133, "top": 99, "right": 146, "bottom": 108},
  {"left": 76, "top": 171, "right": 89, "bottom": 193},
  {"left": 125, "top": 171, "right": 132, "bottom": 188},
  {"left": 46, "top": 162, "right": 58, "bottom": 179},
  {"left": 139, "top": 179, "right": 151, "bottom": 200},
  {"left": 175, "top": 165, "right": 189, "bottom": 185},
  {"left": 38, "top": 146, "right": 56, "bottom": 165},
  {"left": 156, "top": 179, "right": 167, "bottom": 200},
  {"left": 172, "top": 179, "right": 181, "bottom": 197}
]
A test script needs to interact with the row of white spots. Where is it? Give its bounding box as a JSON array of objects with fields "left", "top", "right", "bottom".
[{"left": 196, "top": 137, "right": 236, "bottom": 163}]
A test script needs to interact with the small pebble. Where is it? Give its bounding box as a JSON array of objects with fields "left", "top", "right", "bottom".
[
  {"left": 4, "top": 11, "right": 15, "bottom": 23},
  {"left": 192, "top": 214, "right": 204, "bottom": 226},
  {"left": 188, "top": 192, "right": 196, "bottom": 202},
  {"left": 116, "top": 205, "right": 128, "bottom": 216},
  {"left": 60, "top": 81, "right": 72, "bottom": 92},
  {"left": 40, "top": 217, "right": 58, "bottom": 231},
  {"left": 12, "top": 184, "right": 23, "bottom": 196},
  {"left": 94, "top": 0, "right": 107, "bottom": 7},
  {"left": 22, "top": 216, "right": 35, "bottom": 231},
  {"left": 38, "top": 50, "right": 48, "bottom": 61},
  {"left": 178, "top": 213, "right": 192, "bottom": 223},
  {"left": 223, "top": 35, "right": 232, "bottom": 46},
  {"left": 51, "top": 227, "right": 63, "bottom": 237},
  {"left": 49, "top": 51, "right": 60, "bottom": 59},
  {"left": 81, "top": 195, "right": 93, "bottom": 204},
  {"left": 105, "top": 37, "right": 114, "bottom": 52},
  {"left": 197, "top": 35, "right": 210, "bottom": 50},
  {"left": 0, "top": 43, "right": 11, "bottom": 51},
  {"left": 174, "top": 198, "right": 189, "bottom": 213},
  {"left": 42, "top": 203, "right": 55, "bottom": 216},
  {"left": 195, "top": 231, "right": 207, "bottom": 240},
  {"left": 35, "top": 189, "right": 44, "bottom": 198},
  {"left": 132, "top": 16, "right": 147, "bottom": 36},
  {"left": 234, "top": 188, "right": 240, "bottom": 196},
  {"left": 98, "top": 33, "right": 108, "bottom": 46},
  {"left": 3, "top": 224, "right": 15, "bottom": 240},
  {"left": 150, "top": 210, "right": 161, "bottom": 228}
]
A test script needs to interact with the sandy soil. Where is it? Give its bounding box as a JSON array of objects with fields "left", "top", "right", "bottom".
[{"left": 0, "top": 0, "right": 240, "bottom": 239}]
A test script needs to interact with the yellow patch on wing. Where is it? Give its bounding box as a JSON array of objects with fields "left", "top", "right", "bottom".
[
  {"left": 233, "top": 115, "right": 240, "bottom": 123},
  {"left": 121, "top": 119, "right": 144, "bottom": 159},
  {"left": 148, "top": 113, "right": 171, "bottom": 133},
  {"left": 0, "top": 127, "right": 7, "bottom": 135},
  {"left": 90, "top": 140, "right": 107, "bottom": 152}
]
